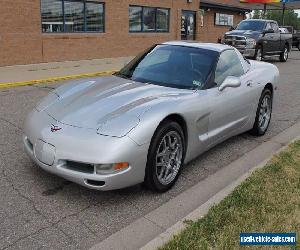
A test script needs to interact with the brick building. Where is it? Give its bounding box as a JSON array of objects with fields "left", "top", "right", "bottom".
[{"left": 0, "top": 0, "right": 250, "bottom": 66}]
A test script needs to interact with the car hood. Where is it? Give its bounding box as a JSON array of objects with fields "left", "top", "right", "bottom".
[
  {"left": 42, "top": 76, "right": 193, "bottom": 130},
  {"left": 225, "top": 30, "right": 261, "bottom": 39}
]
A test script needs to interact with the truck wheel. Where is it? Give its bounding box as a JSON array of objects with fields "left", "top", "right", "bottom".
[
  {"left": 280, "top": 45, "right": 289, "bottom": 62},
  {"left": 254, "top": 46, "right": 263, "bottom": 61}
]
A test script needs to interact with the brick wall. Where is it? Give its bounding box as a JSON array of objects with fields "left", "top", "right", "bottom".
[
  {"left": 0, "top": 0, "right": 200, "bottom": 66},
  {"left": 199, "top": 9, "right": 245, "bottom": 43},
  {"left": 0, "top": 0, "right": 245, "bottom": 66}
]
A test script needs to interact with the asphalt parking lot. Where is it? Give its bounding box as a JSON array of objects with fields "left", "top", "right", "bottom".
[{"left": 1, "top": 51, "right": 300, "bottom": 250}]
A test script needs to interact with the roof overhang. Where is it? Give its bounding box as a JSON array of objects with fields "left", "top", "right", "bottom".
[
  {"left": 200, "top": 1, "right": 252, "bottom": 13},
  {"left": 238, "top": 0, "right": 300, "bottom": 10}
]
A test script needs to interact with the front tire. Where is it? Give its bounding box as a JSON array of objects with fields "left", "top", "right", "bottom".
[
  {"left": 254, "top": 46, "right": 263, "bottom": 61},
  {"left": 250, "top": 89, "right": 273, "bottom": 136},
  {"left": 280, "top": 45, "right": 289, "bottom": 62},
  {"left": 144, "top": 120, "right": 185, "bottom": 192}
]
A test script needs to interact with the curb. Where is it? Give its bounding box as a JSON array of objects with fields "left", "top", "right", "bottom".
[
  {"left": 0, "top": 70, "right": 117, "bottom": 89},
  {"left": 141, "top": 138, "right": 299, "bottom": 250},
  {"left": 90, "top": 121, "right": 300, "bottom": 250}
]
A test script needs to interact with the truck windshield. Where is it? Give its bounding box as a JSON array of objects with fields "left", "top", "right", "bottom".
[{"left": 236, "top": 21, "right": 265, "bottom": 31}]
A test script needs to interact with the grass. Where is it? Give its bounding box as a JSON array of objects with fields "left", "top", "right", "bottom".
[{"left": 161, "top": 140, "right": 300, "bottom": 250}]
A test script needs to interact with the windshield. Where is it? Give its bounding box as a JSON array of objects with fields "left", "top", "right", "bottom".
[
  {"left": 236, "top": 21, "right": 265, "bottom": 31},
  {"left": 115, "top": 45, "right": 218, "bottom": 89}
]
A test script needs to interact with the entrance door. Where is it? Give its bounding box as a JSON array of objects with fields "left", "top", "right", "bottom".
[{"left": 181, "top": 11, "right": 196, "bottom": 40}]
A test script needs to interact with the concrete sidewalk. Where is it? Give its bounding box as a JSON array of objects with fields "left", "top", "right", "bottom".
[{"left": 0, "top": 56, "right": 133, "bottom": 84}]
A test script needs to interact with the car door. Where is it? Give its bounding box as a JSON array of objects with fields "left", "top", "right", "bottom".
[
  {"left": 262, "top": 22, "right": 274, "bottom": 54},
  {"left": 205, "top": 49, "right": 256, "bottom": 147},
  {"left": 270, "top": 22, "right": 281, "bottom": 53}
]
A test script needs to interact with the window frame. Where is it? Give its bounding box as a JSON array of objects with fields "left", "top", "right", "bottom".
[
  {"left": 41, "top": 0, "right": 105, "bottom": 33},
  {"left": 129, "top": 5, "right": 170, "bottom": 33},
  {"left": 213, "top": 49, "right": 245, "bottom": 88},
  {"left": 214, "top": 13, "right": 234, "bottom": 27}
]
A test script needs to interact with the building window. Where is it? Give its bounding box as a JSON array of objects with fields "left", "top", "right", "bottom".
[
  {"left": 215, "top": 13, "right": 233, "bottom": 26},
  {"left": 129, "top": 5, "right": 170, "bottom": 33},
  {"left": 41, "top": 0, "right": 104, "bottom": 33}
]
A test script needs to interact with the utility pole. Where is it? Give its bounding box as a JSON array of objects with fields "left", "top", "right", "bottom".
[
  {"left": 263, "top": 3, "right": 267, "bottom": 18},
  {"left": 281, "top": 3, "right": 286, "bottom": 25}
]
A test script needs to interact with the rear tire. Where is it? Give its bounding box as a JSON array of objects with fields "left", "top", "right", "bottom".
[
  {"left": 280, "top": 45, "right": 289, "bottom": 62},
  {"left": 144, "top": 120, "right": 185, "bottom": 193},
  {"left": 250, "top": 89, "right": 273, "bottom": 136}
]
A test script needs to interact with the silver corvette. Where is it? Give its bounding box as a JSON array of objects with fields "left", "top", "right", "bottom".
[{"left": 24, "top": 41, "right": 279, "bottom": 192}]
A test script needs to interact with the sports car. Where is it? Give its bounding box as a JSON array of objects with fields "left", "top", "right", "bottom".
[{"left": 23, "top": 41, "right": 280, "bottom": 192}]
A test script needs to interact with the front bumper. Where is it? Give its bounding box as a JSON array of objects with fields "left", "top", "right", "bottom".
[
  {"left": 240, "top": 48, "right": 256, "bottom": 58},
  {"left": 23, "top": 110, "right": 149, "bottom": 191},
  {"left": 236, "top": 48, "right": 256, "bottom": 58}
]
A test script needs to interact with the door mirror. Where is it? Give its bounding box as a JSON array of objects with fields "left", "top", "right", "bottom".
[
  {"left": 229, "top": 26, "right": 235, "bottom": 31},
  {"left": 218, "top": 76, "right": 241, "bottom": 92},
  {"left": 263, "top": 28, "right": 274, "bottom": 34}
]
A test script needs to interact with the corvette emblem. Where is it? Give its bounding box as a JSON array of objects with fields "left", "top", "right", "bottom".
[{"left": 51, "top": 124, "right": 62, "bottom": 132}]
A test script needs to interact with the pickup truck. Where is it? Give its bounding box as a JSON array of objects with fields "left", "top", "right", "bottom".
[
  {"left": 222, "top": 19, "right": 292, "bottom": 62},
  {"left": 280, "top": 26, "right": 300, "bottom": 50}
]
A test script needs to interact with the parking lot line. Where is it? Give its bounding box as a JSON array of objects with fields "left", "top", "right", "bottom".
[{"left": 0, "top": 70, "right": 117, "bottom": 89}]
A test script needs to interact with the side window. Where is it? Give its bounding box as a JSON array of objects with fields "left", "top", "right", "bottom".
[
  {"left": 215, "top": 50, "right": 244, "bottom": 86},
  {"left": 271, "top": 22, "right": 279, "bottom": 33},
  {"left": 265, "top": 22, "right": 272, "bottom": 31}
]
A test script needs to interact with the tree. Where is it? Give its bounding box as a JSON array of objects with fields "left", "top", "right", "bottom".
[
  {"left": 252, "top": 10, "right": 262, "bottom": 19},
  {"left": 251, "top": 9, "right": 300, "bottom": 30},
  {"left": 265, "top": 9, "right": 300, "bottom": 29}
]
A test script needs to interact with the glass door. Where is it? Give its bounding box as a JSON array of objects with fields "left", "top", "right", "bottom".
[{"left": 181, "top": 11, "right": 196, "bottom": 40}]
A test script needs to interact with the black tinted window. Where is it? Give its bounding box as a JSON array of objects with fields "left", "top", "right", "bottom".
[
  {"left": 215, "top": 50, "right": 244, "bottom": 86},
  {"left": 116, "top": 45, "right": 218, "bottom": 89}
]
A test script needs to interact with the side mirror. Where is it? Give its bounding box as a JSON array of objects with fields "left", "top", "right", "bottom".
[
  {"left": 218, "top": 76, "right": 241, "bottom": 92},
  {"left": 263, "top": 29, "right": 274, "bottom": 34},
  {"left": 229, "top": 26, "right": 235, "bottom": 31}
]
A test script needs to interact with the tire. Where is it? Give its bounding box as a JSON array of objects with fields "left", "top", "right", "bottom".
[
  {"left": 254, "top": 46, "right": 263, "bottom": 61},
  {"left": 250, "top": 89, "right": 273, "bottom": 136},
  {"left": 298, "top": 43, "right": 300, "bottom": 51},
  {"left": 144, "top": 120, "right": 185, "bottom": 192},
  {"left": 280, "top": 45, "right": 289, "bottom": 62}
]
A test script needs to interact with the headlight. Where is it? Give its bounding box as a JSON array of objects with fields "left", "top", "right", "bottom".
[
  {"left": 95, "top": 162, "right": 129, "bottom": 175},
  {"left": 246, "top": 38, "right": 257, "bottom": 49}
]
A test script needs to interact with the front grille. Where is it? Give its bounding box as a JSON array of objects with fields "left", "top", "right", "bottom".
[
  {"left": 223, "top": 35, "right": 247, "bottom": 50},
  {"left": 61, "top": 161, "right": 95, "bottom": 174}
]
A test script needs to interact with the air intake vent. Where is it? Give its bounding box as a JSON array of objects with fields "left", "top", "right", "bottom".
[{"left": 62, "top": 161, "right": 94, "bottom": 174}]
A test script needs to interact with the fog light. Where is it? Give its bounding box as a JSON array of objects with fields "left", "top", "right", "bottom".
[{"left": 95, "top": 162, "right": 129, "bottom": 175}]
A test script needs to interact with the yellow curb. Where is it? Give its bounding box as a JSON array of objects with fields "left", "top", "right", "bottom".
[{"left": 0, "top": 70, "right": 118, "bottom": 89}]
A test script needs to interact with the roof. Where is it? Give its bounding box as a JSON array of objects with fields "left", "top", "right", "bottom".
[
  {"left": 200, "top": 0, "right": 251, "bottom": 12},
  {"left": 202, "top": 0, "right": 300, "bottom": 11},
  {"left": 162, "top": 41, "right": 231, "bottom": 52},
  {"left": 242, "top": 19, "right": 272, "bottom": 22}
]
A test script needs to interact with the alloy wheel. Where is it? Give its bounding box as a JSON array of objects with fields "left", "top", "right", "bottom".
[
  {"left": 284, "top": 47, "right": 288, "bottom": 61},
  {"left": 155, "top": 131, "right": 183, "bottom": 186},
  {"left": 258, "top": 95, "right": 272, "bottom": 132},
  {"left": 256, "top": 49, "right": 262, "bottom": 61}
]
